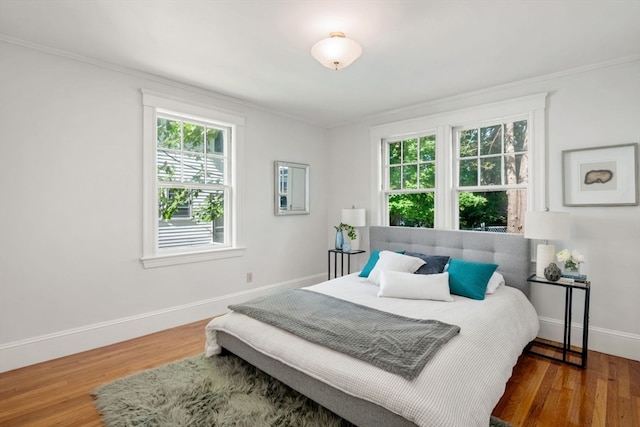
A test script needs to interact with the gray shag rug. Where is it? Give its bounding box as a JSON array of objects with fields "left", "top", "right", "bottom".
[{"left": 93, "top": 353, "right": 515, "bottom": 427}]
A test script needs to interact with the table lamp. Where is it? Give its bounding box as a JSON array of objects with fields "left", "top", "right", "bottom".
[{"left": 524, "top": 211, "right": 570, "bottom": 277}]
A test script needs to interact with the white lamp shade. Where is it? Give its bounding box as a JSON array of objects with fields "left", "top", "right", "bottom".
[
  {"left": 311, "top": 32, "right": 362, "bottom": 70},
  {"left": 341, "top": 208, "right": 366, "bottom": 227},
  {"left": 524, "top": 211, "right": 570, "bottom": 241}
]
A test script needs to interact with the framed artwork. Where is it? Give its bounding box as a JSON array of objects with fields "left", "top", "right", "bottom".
[{"left": 562, "top": 143, "right": 638, "bottom": 206}]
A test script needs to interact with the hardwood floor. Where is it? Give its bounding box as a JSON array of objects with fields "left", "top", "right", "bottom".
[{"left": 0, "top": 319, "right": 638, "bottom": 427}]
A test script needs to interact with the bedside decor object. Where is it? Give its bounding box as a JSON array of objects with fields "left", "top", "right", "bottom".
[
  {"left": 334, "top": 224, "right": 344, "bottom": 250},
  {"left": 524, "top": 211, "right": 570, "bottom": 277},
  {"left": 341, "top": 207, "right": 366, "bottom": 250},
  {"left": 562, "top": 143, "right": 638, "bottom": 206},
  {"left": 543, "top": 263, "right": 561, "bottom": 281},
  {"left": 556, "top": 249, "right": 584, "bottom": 274}
]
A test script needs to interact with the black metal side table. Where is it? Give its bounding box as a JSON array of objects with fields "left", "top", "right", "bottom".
[
  {"left": 526, "top": 274, "right": 590, "bottom": 368},
  {"left": 327, "top": 249, "right": 366, "bottom": 280}
]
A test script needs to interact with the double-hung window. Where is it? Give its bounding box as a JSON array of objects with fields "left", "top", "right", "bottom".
[
  {"left": 382, "top": 133, "right": 436, "bottom": 228},
  {"left": 454, "top": 118, "right": 528, "bottom": 233},
  {"left": 142, "top": 91, "right": 245, "bottom": 268}
]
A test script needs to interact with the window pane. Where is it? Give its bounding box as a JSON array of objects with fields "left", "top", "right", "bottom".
[
  {"left": 459, "top": 190, "right": 525, "bottom": 234},
  {"left": 403, "top": 138, "right": 417, "bottom": 163},
  {"left": 157, "top": 150, "right": 180, "bottom": 182},
  {"left": 480, "top": 124, "right": 502, "bottom": 155},
  {"left": 157, "top": 118, "right": 181, "bottom": 150},
  {"left": 403, "top": 164, "right": 418, "bottom": 189},
  {"left": 206, "top": 155, "right": 224, "bottom": 184},
  {"left": 183, "top": 123, "right": 204, "bottom": 153},
  {"left": 389, "top": 166, "right": 401, "bottom": 190},
  {"left": 419, "top": 163, "right": 435, "bottom": 188},
  {"left": 512, "top": 120, "right": 528, "bottom": 152},
  {"left": 504, "top": 153, "right": 529, "bottom": 185},
  {"left": 480, "top": 157, "right": 501, "bottom": 185},
  {"left": 388, "top": 193, "right": 434, "bottom": 228},
  {"left": 459, "top": 129, "right": 477, "bottom": 157},
  {"left": 389, "top": 142, "right": 401, "bottom": 165},
  {"left": 183, "top": 153, "right": 205, "bottom": 183},
  {"left": 206, "top": 127, "right": 224, "bottom": 155},
  {"left": 158, "top": 188, "right": 225, "bottom": 248},
  {"left": 420, "top": 135, "right": 435, "bottom": 161},
  {"left": 459, "top": 159, "right": 478, "bottom": 186}
]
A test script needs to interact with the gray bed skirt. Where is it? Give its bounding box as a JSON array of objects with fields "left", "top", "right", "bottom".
[{"left": 217, "top": 331, "right": 417, "bottom": 427}]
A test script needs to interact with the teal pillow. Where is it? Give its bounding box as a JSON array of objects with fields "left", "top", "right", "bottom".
[
  {"left": 358, "top": 249, "right": 405, "bottom": 278},
  {"left": 447, "top": 258, "right": 498, "bottom": 300}
]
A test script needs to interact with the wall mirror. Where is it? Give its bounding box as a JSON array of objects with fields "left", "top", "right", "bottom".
[{"left": 275, "top": 161, "right": 309, "bottom": 215}]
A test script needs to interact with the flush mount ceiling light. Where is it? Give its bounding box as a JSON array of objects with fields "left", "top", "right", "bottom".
[{"left": 311, "top": 32, "right": 362, "bottom": 70}]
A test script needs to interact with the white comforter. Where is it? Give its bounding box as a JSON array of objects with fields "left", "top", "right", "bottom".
[{"left": 205, "top": 274, "right": 539, "bottom": 427}]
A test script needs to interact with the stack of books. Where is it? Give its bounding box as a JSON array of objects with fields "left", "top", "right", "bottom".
[{"left": 560, "top": 272, "right": 588, "bottom": 283}]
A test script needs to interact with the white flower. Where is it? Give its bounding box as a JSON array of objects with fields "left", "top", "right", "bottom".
[
  {"left": 556, "top": 248, "right": 585, "bottom": 264},
  {"left": 571, "top": 250, "right": 585, "bottom": 264},
  {"left": 556, "top": 249, "right": 571, "bottom": 263}
]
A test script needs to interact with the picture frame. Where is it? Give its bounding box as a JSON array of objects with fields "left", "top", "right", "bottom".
[{"left": 562, "top": 143, "right": 639, "bottom": 206}]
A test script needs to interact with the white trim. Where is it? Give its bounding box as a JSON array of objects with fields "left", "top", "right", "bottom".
[
  {"left": 141, "top": 247, "right": 246, "bottom": 268},
  {"left": 141, "top": 90, "right": 246, "bottom": 267},
  {"left": 0, "top": 274, "right": 325, "bottom": 373},
  {"left": 537, "top": 316, "right": 640, "bottom": 361},
  {"left": 370, "top": 93, "right": 548, "bottom": 229}
]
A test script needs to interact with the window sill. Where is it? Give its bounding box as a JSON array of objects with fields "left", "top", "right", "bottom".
[{"left": 141, "top": 247, "right": 246, "bottom": 269}]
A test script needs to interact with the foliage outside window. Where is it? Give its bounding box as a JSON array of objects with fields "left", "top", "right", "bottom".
[
  {"left": 384, "top": 134, "right": 436, "bottom": 228},
  {"left": 156, "top": 115, "right": 229, "bottom": 249},
  {"left": 456, "top": 120, "right": 528, "bottom": 234}
]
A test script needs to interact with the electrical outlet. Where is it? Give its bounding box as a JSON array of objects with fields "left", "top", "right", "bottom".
[{"left": 246, "top": 272, "right": 253, "bottom": 283}]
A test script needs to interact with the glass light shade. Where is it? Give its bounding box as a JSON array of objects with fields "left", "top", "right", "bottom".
[
  {"left": 341, "top": 208, "right": 366, "bottom": 227},
  {"left": 311, "top": 32, "right": 362, "bottom": 70}
]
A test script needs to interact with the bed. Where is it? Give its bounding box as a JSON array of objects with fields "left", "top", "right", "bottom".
[{"left": 205, "top": 226, "right": 539, "bottom": 427}]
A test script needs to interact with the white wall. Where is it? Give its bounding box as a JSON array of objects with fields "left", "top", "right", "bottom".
[
  {"left": 327, "top": 59, "right": 640, "bottom": 360},
  {"left": 0, "top": 42, "right": 329, "bottom": 371}
]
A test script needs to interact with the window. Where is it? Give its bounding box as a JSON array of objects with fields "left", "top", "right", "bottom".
[
  {"left": 142, "top": 91, "right": 245, "bottom": 268},
  {"left": 371, "top": 93, "right": 547, "bottom": 233},
  {"left": 455, "top": 119, "right": 528, "bottom": 233},
  {"left": 383, "top": 134, "right": 436, "bottom": 228},
  {"left": 156, "top": 115, "right": 228, "bottom": 248}
]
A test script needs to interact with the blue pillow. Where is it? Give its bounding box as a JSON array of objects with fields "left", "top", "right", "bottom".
[
  {"left": 446, "top": 258, "right": 498, "bottom": 300},
  {"left": 405, "top": 252, "right": 450, "bottom": 275},
  {"left": 358, "top": 249, "right": 405, "bottom": 278}
]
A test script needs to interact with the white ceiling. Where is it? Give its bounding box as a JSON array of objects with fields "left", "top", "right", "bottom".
[{"left": 1, "top": 1, "right": 639, "bottom": 127}]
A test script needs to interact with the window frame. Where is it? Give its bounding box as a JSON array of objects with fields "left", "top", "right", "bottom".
[
  {"left": 370, "top": 93, "right": 548, "bottom": 231},
  {"left": 141, "top": 90, "right": 245, "bottom": 268}
]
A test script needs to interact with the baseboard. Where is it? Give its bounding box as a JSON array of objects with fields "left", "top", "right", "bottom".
[
  {"left": 0, "top": 274, "right": 325, "bottom": 373},
  {"left": 537, "top": 316, "right": 640, "bottom": 361}
]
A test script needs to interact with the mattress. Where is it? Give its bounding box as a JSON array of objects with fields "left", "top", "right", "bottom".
[{"left": 205, "top": 273, "right": 539, "bottom": 427}]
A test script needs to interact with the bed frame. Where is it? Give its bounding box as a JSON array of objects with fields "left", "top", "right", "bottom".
[{"left": 218, "top": 226, "right": 531, "bottom": 426}]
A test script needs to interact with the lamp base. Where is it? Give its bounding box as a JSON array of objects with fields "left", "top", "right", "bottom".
[{"left": 536, "top": 244, "right": 556, "bottom": 278}]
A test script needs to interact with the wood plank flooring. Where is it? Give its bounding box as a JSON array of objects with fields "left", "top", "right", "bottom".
[{"left": 1, "top": 318, "right": 638, "bottom": 426}]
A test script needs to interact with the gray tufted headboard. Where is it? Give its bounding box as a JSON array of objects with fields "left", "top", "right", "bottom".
[{"left": 369, "top": 226, "right": 532, "bottom": 297}]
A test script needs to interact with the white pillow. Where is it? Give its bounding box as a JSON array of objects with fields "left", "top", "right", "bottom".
[
  {"left": 378, "top": 271, "right": 454, "bottom": 302},
  {"left": 485, "top": 271, "right": 505, "bottom": 294},
  {"left": 367, "top": 251, "right": 426, "bottom": 285}
]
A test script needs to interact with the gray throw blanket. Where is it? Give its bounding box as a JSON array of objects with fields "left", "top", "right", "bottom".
[{"left": 228, "top": 289, "right": 460, "bottom": 380}]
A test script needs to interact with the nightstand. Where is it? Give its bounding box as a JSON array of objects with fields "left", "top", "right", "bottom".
[
  {"left": 526, "top": 274, "right": 590, "bottom": 368},
  {"left": 327, "top": 249, "right": 366, "bottom": 280}
]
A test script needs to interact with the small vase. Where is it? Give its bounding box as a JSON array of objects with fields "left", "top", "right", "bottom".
[
  {"left": 564, "top": 262, "right": 579, "bottom": 274},
  {"left": 335, "top": 230, "right": 344, "bottom": 250}
]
